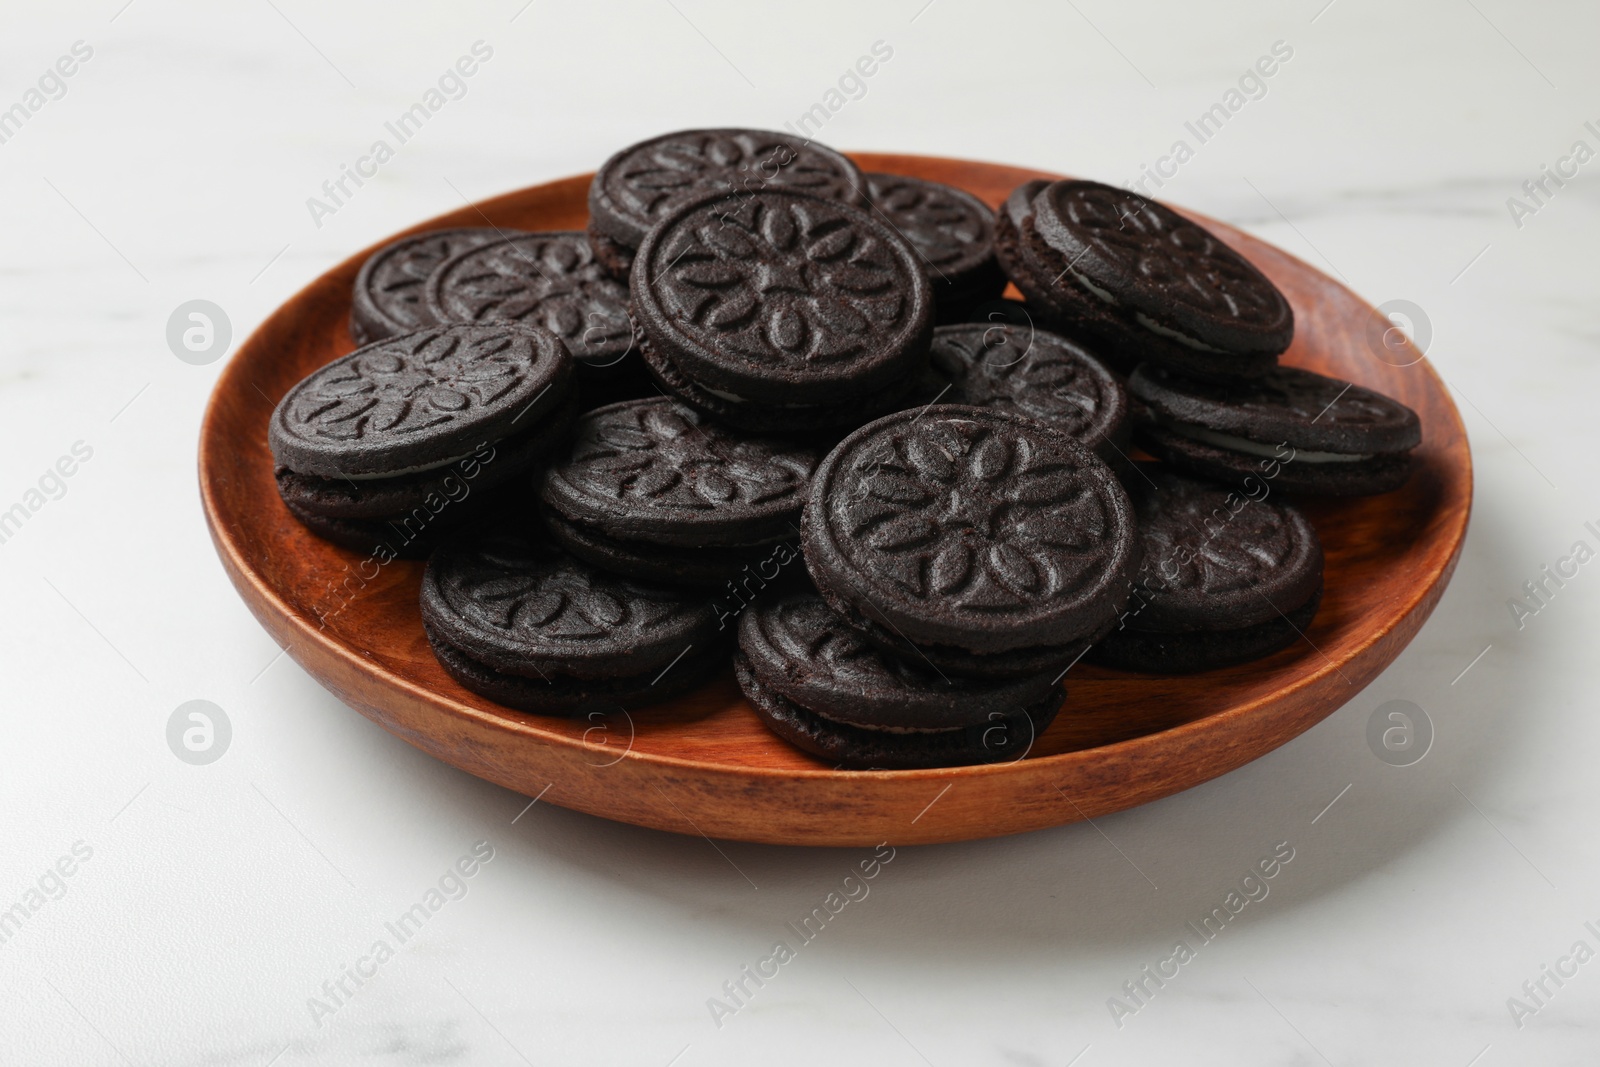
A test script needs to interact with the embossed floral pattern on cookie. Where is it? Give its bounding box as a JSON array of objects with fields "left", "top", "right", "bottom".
[
  {"left": 597, "top": 130, "right": 863, "bottom": 241},
  {"left": 271, "top": 324, "right": 569, "bottom": 476},
  {"left": 1118, "top": 466, "right": 1322, "bottom": 631},
  {"left": 652, "top": 193, "right": 914, "bottom": 366},
  {"left": 812, "top": 409, "right": 1137, "bottom": 634},
  {"left": 554, "top": 399, "right": 817, "bottom": 518},
  {"left": 1046, "top": 183, "right": 1289, "bottom": 329},
  {"left": 428, "top": 233, "right": 632, "bottom": 365},
  {"left": 443, "top": 535, "right": 684, "bottom": 638},
  {"left": 352, "top": 228, "right": 504, "bottom": 342},
  {"left": 929, "top": 324, "right": 1124, "bottom": 441},
  {"left": 865, "top": 172, "right": 995, "bottom": 273}
]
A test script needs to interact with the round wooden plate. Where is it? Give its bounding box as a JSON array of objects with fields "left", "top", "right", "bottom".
[{"left": 200, "top": 154, "right": 1471, "bottom": 846}]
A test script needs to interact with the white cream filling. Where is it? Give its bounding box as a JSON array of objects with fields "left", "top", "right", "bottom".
[
  {"left": 1134, "top": 312, "right": 1229, "bottom": 354},
  {"left": 1168, "top": 422, "right": 1370, "bottom": 464},
  {"left": 1068, "top": 266, "right": 1230, "bottom": 354},
  {"left": 1068, "top": 266, "right": 1118, "bottom": 305}
]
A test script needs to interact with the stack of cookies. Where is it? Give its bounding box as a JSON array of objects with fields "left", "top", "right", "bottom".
[{"left": 266, "top": 128, "right": 1423, "bottom": 770}]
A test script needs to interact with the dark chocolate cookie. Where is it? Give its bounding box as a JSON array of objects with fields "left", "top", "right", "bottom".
[
  {"left": 1094, "top": 468, "right": 1323, "bottom": 671},
  {"left": 741, "top": 592, "right": 1063, "bottom": 728},
  {"left": 802, "top": 405, "right": 1139, "bottom": 677},
  {"left": 540, "top": 507, "right": 799, "bottom": 589},
  {"left": 1091, "top": 464, "right": 1324, "bottom": 672},
  {"left": 350, "top": 228, "right": 507, "bottom": 346},
  {"left": 924, "top": 323, "right": 1131, "bottom": 469},
  {"left": 1092, "top": 585, "right": 1323, "bottom": 675},
  {"left": 538, "top": 397, "right": 819, "bottom": 586},
  {"left": 1032, "top": 182, "right": 1293, "bottom": 355},
  {"left": 271, "top": 324, "right": 572, "bottom": 478},
  {"left": 270, "top": 324, "right": 575, "bottom": 553},
  {"left": 420, "top": 525, "right": 725, "bottom": 714},
  {"left": 540, "top": 399, "right": 818, "bottom": 545},
  {"left": 735, "top": 653, "right": 1062, "bottom": 770},
  {"left": 1000, "top": 180, "right": 1049, "bottom": 236},
  {"left": 995, "top": 180, "right": 1292, "bottom": 380},
  {"left": 432, "top": 633, "right": 722, "bottom": 714},
  {"left": 864, "top": 172, "right": 1004, "bottom": 317},
  {"left": 1129, "top": 363, "right": 1422, "bottom": 496},
  {"left": 281, "top": 496, "right": 462, "bottom": 560},
  {"left": 631, "top": 187, "right": 934, "bottom": 433},
  {"left": 276, "top": 395, "right": 576, "bottom": 522},
  {"left": 638, "top": 336, "right": 923, "bottom": 437},
  {"left": 425, "top": 232, "right": 644, "bottom": 394},
  {"left": 588, "top": 128, "right": 867, "bottom": 278}
]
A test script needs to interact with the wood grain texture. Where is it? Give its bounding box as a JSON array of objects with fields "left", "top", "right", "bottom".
[{"left": 199, "top": 154, "right": 1472, "bottom": 846}]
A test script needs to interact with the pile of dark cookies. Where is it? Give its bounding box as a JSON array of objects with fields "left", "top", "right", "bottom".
[{"left": 268, "top": 128, "right": 1422, "bottom": 770}]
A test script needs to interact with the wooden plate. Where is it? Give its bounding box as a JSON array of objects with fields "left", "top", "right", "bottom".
[{"left": 200, "top": 154, "right": 1471, "bottom": 846}]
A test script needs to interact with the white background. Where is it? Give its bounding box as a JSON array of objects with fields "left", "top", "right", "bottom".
[{"left": 2, "top": 0, "right": 1598, "bottom": 1063}]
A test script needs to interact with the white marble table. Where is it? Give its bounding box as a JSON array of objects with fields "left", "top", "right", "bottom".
[{"left": 2, "top": 0, "right": 1597, "bottom": 1063}]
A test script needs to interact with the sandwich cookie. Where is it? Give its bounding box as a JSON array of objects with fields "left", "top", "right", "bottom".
[
  {"left": 631, "top": 187, "right": 935, "bottom": 435},
  {"left": 863, "top": 172, "right": 1005, "bottom": 320},
  {"left": 802, "top": 405, "right": 1139, "bottom": 679},
  {"left": 270, "top": 324, "right": 576, "bottom": 556},
  {"left": 736, "top": 592, "right": 1066, "bottom": 769},
  {"left": 923, "top": 322, "right": 1131, "bottom": 470},
  {"left": 421, "top": 525, "right": 726, "bottom": 714},
  {"left": 994, "top": 180, "right": 1051, "bottom": 300},
  {"left": 349, "top": 228, "right": 508, "bottom": 346},
  {"left": 1091, "top": 465, "right": 1324, "bottom": 673},
  {"left": 538, "top": 397, "right": 821, "bottom": 587},
  {"left": 995, "top": 179, "right": 1293, "bottom": 380},
  {"left": 425, "top": 231, "right": 650, "bottom": 402},
  {"left": 1129, "top": 363, "right": 1422, "bottom": 496},
  {"left": 587, "top": 128, "right": 867, "bottom": 279}
]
